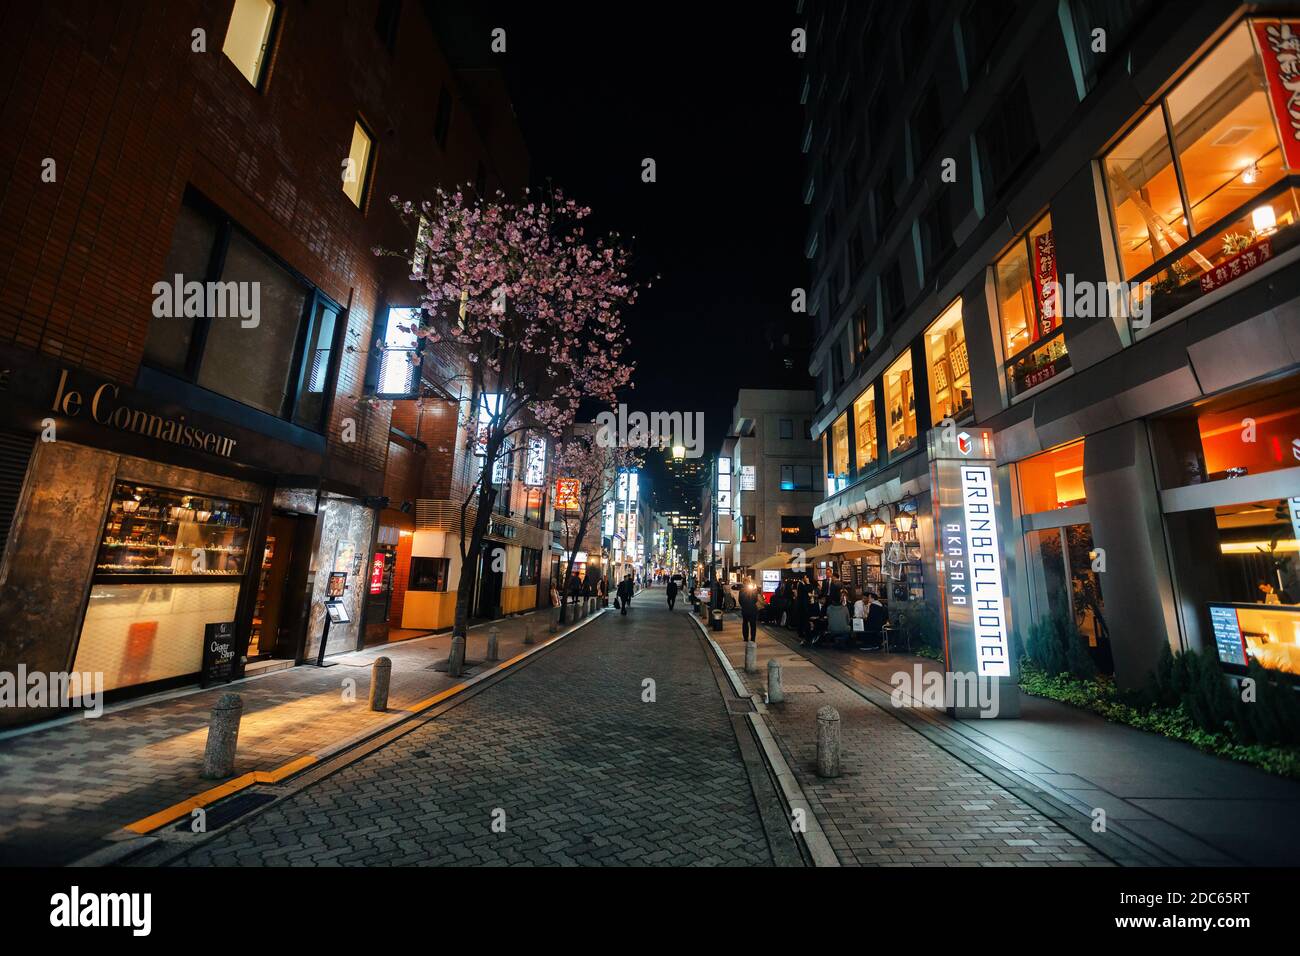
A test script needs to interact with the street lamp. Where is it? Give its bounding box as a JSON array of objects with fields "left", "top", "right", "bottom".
[
  {"left": 870, "top": 507, "right": 889, "bottom": 541},
  {"left": 894, "top": 492, "right": 916, "bottom": 535}
]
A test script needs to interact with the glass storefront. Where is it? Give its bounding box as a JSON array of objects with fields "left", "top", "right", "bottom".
[
  {"left": 74, "top": 480, "right": 258, "bottom": 693},
  {"left": 853, "top": 385, "right": 878, "bottom": 474},
  {"left": 831, "top": 411, "right": 850, "bottom": 491}
]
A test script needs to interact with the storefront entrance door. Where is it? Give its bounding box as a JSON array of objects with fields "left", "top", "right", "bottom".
[
  {"left": 249, "top": 513, "right": 313, "bottom": 660},
  {"left": 478, "top": 543, "right": 506, "bottom": 618}
]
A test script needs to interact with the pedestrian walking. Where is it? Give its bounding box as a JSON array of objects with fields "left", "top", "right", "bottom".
[
  {"left": 616, "top": 574, "right": 635, "bottom": 616},
  {"left": 666, "top": 577, "right": 679, "bottom": 610},
  {"left": 738, "top": 575, "right": 760, "bottom": 643}
]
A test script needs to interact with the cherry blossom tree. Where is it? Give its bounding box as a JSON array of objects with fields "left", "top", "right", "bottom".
[
  {"left": 380, "top": 187, "right": 638, "bottom": 674},
  {"left": 551, "top": 434, "right": 641, "bottom": 622}
]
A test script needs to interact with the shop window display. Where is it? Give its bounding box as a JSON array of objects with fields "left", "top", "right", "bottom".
[
  {"left": 831, "top": 412, "right": 850, "bottom": 490},
  {"left": 994, "top": 213, "right": 1070, "bottom": 398},
  {"left": 883, "top": 351, "right": 918, "bottom": 458},
  {"left": 922, "top": 299, "right": 973, "bottom": 424},
  {"left": 1025, "top": 523, "right": 1112, "bottom": 674},
  {"left": 96, "top": 482, "right": 252, "bottom": 577}
]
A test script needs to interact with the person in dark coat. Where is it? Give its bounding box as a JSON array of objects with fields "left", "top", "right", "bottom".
[
  {"left": 616, "top": 574, "right": 635, "bottom": 616},
  {"left": 666, "top": 577, "right": 679, "bottom": 610},
  {"left": 796, "top": 574, "right": 813, "bottom": 645},
  {"left": 738, "top": 575, "right": 761, "bottom": 642}
]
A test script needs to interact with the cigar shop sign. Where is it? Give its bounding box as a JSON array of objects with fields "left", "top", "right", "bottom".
[
  {"left": 926, "top": 426, "right": 1019, "bottom": 717},
  {"left": 51, "top": 368, "right": 239, "bottom": 458}
]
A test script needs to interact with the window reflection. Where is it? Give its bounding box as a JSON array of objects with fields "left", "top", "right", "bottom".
[{"left": 883, "top": 351, "right": 917, "bottom": 458}]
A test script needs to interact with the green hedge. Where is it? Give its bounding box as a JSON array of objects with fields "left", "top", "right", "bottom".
[{"left": 1019, "top": 662, "right": 1300, "bottom": 780}]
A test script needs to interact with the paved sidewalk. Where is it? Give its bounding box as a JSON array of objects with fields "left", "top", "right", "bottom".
[
  {"left": 167, "top": 588, "right": 780, "bottom": 867},
  {"left": 783, "top": 636, "right": 1300, "bottom": 867},
  {"left": 708, "top": 619, "right": 1110, "bottom": 866},
  {"left": 0, "top": 607, "right": 573, "bottom": 866}
]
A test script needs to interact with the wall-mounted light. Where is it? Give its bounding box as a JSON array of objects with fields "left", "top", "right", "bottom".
[
  {"left": 1241, "top": 163, "right": 1260, "bottom": 185},
  {"left": 894, "top": 492, "right": 917, "bottom": 534},
  {"left": 870, "top": 507, "right": 889, "bottom": 540}
]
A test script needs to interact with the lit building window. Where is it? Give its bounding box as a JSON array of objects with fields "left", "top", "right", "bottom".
[
  {"left": 374, "top": 307, "right": 421, "bottom": 398},
  {"left": 343, "top": 121, "right": 375, "bottom": 208},
  {"left": 995, "top": 212, "right": 1070, "bottom": 398},
  {"left": 1103, "top": 21, "right": 1299, "bottom": 322},
  {"left": 831, "top": 412, "right": 850, "bottom": 491},
  {"left": 853, "top": 386, "right": 877, "bottom": 473},
  {"left": 883, "top": 351, "right": 917, "bottom": 459},
  {"left": 922, "top": 298, "right": 972, "bottom": 424},
  {"left": 222, "top": 0, "right": 277, "bottom": 88},
  {"left": 1017, "top": 440, "right": 1086, "bottom": 514}
]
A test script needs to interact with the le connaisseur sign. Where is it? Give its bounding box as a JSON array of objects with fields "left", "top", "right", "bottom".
[{"left": 52, "top": 368, "right": 238, "bottom": 458}]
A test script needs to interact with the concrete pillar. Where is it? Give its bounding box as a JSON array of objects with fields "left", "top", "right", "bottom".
[
  {"left": 486, "top": 625, "right": 500, "bottom": 662},
  {"left": 201, "top": 693, "right": 243, "bottom": 779},
  {"left": 816, "top": 705, "right": 841, "bottom": 778},
  {"left": 767, "top": 658, "right": 784, "bottom": 703},
  {"left": 744, "top": 640, "right": 757, "bottom": 674},
  {"left": 1083, "top": 421, "right": 1181, "bottom": 690},
  {"left": 369, "top": 657, "right": 391, "bottom": 711}
]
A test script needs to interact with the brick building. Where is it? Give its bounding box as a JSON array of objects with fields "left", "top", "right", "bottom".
[{"left": 0, "top": 0, "right": 530, "bottom": 720}]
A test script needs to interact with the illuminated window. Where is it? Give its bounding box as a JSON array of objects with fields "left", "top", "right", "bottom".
[
  {"left": 373, "top": 307, "right": 421, "bottom": 398},
  {"left": 853, "top": 386, "right": 877, "bottom": 473},
  {"left": 1018, "top": 440, "right": 1086, "bottom": 514},
  {"left": 883, "top": 351, "right": 917, "bottom": 459},
  {"left": 343, "top": 121, "right": 374, "bottom": 208},
  {"left": 922, "top": 299, "right": 972, "bottom": 425},
  {"left": 222, "top": 0, "right": 277, "bottom": 88},
  {"left": 1103, "top": 21, "right": 1297, "bottom": 320},
  {"left": 831, "top": 413, "right": 850, "bottom": 490},
  {"left": 995, "top": 213, "right": 1070, "bottom": 398}
]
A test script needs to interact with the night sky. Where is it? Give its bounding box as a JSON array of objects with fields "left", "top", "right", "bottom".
[{"left": 455, "top": 2, "right": 811, "bottom": 493}]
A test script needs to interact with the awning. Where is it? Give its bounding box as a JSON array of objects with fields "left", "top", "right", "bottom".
[
  {"left": 801, "top": 537, "right": 880, "bottom": 561},
  {"left": 750, "top": 551, "right": 795, "bottom": 570}
]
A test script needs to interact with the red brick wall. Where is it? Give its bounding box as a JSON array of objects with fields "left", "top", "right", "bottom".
[{"left": 0, "top": 0, "right": 528, "bottom": 495}]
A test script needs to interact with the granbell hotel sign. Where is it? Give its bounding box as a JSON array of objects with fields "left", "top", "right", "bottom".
[{"left": 926, "top": 427, "right": 1019, "bottom": 718}]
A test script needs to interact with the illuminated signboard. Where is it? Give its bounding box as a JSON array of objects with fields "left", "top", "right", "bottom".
[
  {"left": 493, "top": 436, "right": 512, "bottom": 485},
  {"left": 741, "top": 465, "right": 756, "bottom": 491},
  {"left": 927, "top": 426, "right": 1018, "bottom": 717},
  {"left": 474, "top": 393, "right": 502, "bottom": 456},
  {"left": 555, "top": 477, "right": 581, "bottom": 510},
  {"left": 369, "top": 554, "right": 385, "bottom": 595},
  {"left": 524, "top": 435, "right": 547, "bottom": 486}
]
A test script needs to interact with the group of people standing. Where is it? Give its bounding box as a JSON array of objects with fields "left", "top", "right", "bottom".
[{"left": 765, "top": 573, "right": 889, "bottom": 650}]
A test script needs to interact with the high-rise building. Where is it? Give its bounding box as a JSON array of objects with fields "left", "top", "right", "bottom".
[{"left": 804, "top": 0, "right": 1300, "bottom": 690}]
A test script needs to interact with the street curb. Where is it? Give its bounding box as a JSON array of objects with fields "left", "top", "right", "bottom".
[
  {"left": 66, "top": 608, "right": 608, "bottom": 867},
  {"left": 688, "top": 612, "right": 840, "bottom": 868}
]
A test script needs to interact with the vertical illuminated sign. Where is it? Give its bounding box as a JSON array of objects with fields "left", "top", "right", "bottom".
[
  {"left": 524, "top": 435, "right": 547, "bottom": 486},
  {"left": 927, "top": 426, "right": 1018, "bottom": 717}
]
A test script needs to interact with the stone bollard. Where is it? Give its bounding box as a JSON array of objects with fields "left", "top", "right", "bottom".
[
  {"left": 767, "top": 658, "right": 784, "bottom": 704},
  {"left": 524, "top": 620, "right": 535, "bottom": 646},
  {"left": 550, "top": 606, "right": 560, "bottom": 633},
  {"left": 816, "top": 706, "right": 841, "bottom": 778},
  {"left": 368, "top": 656, "right": 391, "bottom": 711},
  {"left": 201, "top": 693, "right": 243, "bottom": 779},
  {"left": 486, "top": 625, "right": 500, "bottom": 662},
  {"left": 448, "top": 634, "right": 466, "bottom": 677},
  {"left": 744, "top": 640, "right": 758, "bottom": 674}
]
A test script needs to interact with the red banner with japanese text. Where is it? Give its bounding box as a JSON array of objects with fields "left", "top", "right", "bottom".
[
  {"left": 1030, "top": 230, "right": 1059, "bottom": 341},
  {"left": 1253, "top": 19, "right": 1300, "bottom": 172}
]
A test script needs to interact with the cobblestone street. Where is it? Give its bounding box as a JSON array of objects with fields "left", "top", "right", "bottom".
[{"left": 169, "top": 593, "right": 782, "bottom": 866}]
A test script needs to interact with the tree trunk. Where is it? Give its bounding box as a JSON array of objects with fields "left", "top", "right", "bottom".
[{"left": 449, "top": 464, "right": 497, "bottom": 676}]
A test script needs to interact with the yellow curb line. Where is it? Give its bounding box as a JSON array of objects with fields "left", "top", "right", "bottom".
[
  {"left": 123, "top": 614, "right": 597, "bottom": 835},
  {"left": 124, "top": 755, "right": 318, "bottom": 834}
]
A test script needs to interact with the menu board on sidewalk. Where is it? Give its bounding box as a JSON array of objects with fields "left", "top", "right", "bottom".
[{"left": 200, "top": 621, "right": 238, "bottom": 687}]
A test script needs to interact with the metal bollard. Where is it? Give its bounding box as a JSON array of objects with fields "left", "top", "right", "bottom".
[
  {"left": 369, "top": 656, "right": 391, "bottom": 711},
  {"left": 524, "top": 620, "right": 535, "bottom": 645},
  {"left": 816, "top": 706, "right": 841, "bottom": 778},
  {"left": 201, "top": 692, "right": 243, "bottom": 779},
  {"left": 486, "top": 625, "right": 500, "bottom": 662},
  {"left": 744, "top": 640, "right": 758, "bottom": 674},
  {"left": 767, "top": 658, "right": 784, "bottom": 704}
]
